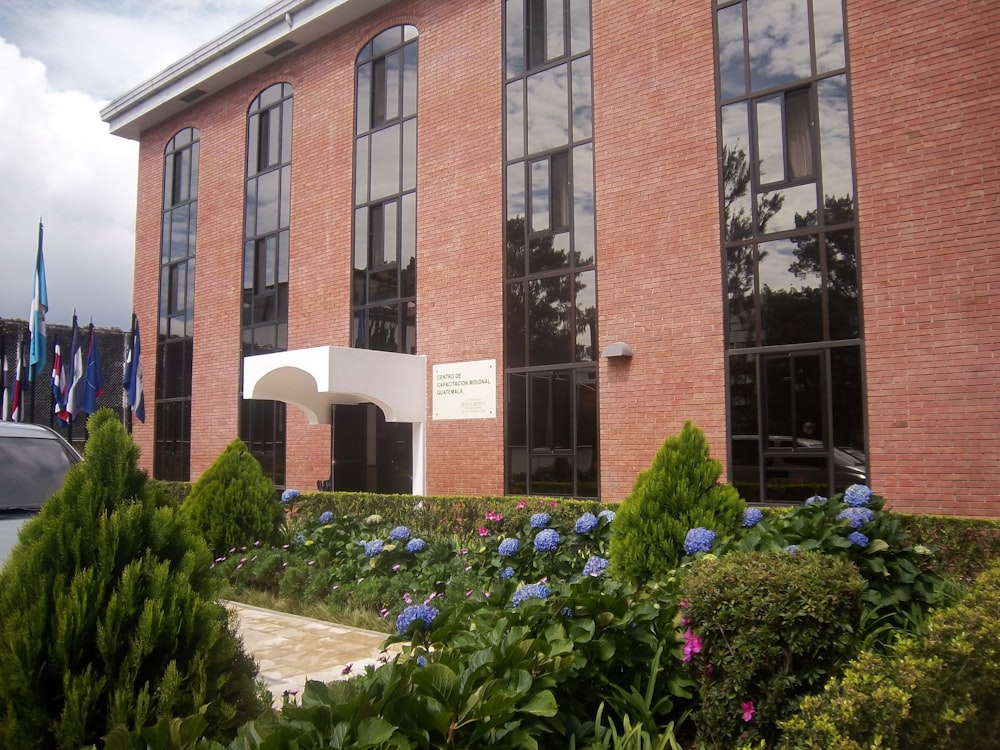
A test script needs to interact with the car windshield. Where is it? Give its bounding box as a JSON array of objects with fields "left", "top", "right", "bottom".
[{"left": 0, "top": 435, "right": 76, "bottom": 511}]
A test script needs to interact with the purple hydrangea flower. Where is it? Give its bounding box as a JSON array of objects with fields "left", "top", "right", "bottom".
[
  {"left": 844, "top": 484, "right": 873, "bottom": 507},
  {"left": 318, "top": 511, "right": 334, "bottom": 524},
  {"left": 500, "top": 566, "right": 515, "bottom": 579},
  {"left": 364, "top": 539, "right": 384, "bottom": 557},
  {"left": 582, "top": 555, "right": 609, "bottom": 577},
  {"left": 742, "top": 507, "right": 764, "bottom": 527},
  {"left": 512, "top": 583, "right": 551, "bottom": 606},
  {"left": 498, "top": 537, "right": 520, "bottom": 557},
  {"left": 406, "top": 538, "right": 425, "bottom": 553},
  {"left": 847, "top": 531, "right": 869, "bottom": 548},
  {"left": 530, "top": 512, "right": 551, "bottom": 529},
  {"left": 837, "top": 507, "right": 874, "bottom": 529},
  {"left": 575, "top": 512, "right": 599, "bottom": 534},
  {"left": 389, "top": 526, "right": 411, "bottom": 541},
  {"left": 534, "top": 528, "right": 560, "bottom": 552},
  {"left": 684, "top": 527, "right": 716, "bottom": 555},
  {"left": 396, "top": 604, "right": 439, "bottom": 634}
]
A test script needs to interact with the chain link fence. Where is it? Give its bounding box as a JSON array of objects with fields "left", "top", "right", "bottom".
[{"left": 1, "top": 318, "right": 128, "bottom": 453}]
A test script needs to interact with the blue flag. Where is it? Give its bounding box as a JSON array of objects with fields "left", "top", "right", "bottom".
[
  {"left": 28, "top": 222, "right": 48, "bottom": 382},
  {"left": 122, "top": 313, "right": 145, "bottom": 423},
  {"left": 81, "top": 323, "right": 104, "bottom": 415}
]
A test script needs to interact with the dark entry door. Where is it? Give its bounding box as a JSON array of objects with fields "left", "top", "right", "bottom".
[{"left": 333, "top": 403, "right": 412, "bottom": 494}]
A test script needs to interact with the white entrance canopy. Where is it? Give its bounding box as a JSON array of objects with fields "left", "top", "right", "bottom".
[{"left": 242, "top": 345, "right": 427, "bottom": 493}]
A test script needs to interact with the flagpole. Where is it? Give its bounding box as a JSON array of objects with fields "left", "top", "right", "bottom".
[{"left": 29, "top": 219, "right": 45, "bottom": 424}]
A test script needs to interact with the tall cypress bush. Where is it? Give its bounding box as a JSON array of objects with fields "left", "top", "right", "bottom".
[
  {"left": 181, "top": 438, "right": 284, "bottom": 557},
  {"left": 0, "top": 410, "right": 269, "bottom": 748},
  {"left": 609, "top": 421, "right": 744, "bottom": 582}
]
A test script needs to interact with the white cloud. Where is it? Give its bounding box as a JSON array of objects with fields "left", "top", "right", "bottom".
[{"left": 0, "top": 0, "right": 264, "bottom": 330}]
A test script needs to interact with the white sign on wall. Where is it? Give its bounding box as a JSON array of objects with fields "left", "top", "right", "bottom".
[{"left": 432, "top": 359, "right": 496, "bottom": 420}]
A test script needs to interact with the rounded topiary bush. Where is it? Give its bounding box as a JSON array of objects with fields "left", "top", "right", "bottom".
[
  {"left": 0, "top": 410, "right": 269, "bottom": 748},
  {"left": 181, "top": 438, "right": 284, "bottom": 557},
  {"left": 680, "top": 549, "right": 865, "bottom": 748},
  {"left": 778, "top": 557, "right": 1000, "bottom": 750},
  {"left": 609, "top": 421, "right": 744, "bottom": 582}
]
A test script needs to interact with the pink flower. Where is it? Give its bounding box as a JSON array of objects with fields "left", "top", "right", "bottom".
[
  {"left": 682, "top": 628, "right": 703, "bottom": 662},
  {"left": 517, "top": 500, "right": 527, "bottom": 510},
  {"left": 403, "top": 593, "right": 412, "bottom": 604},
  {"left": 741, "top": 701, "right": 755, "bottom": 722},
  {"left": 478, "top": 526, "right": 490, "bottom": 537}
]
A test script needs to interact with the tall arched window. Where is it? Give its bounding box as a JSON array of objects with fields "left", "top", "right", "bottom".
[
  {"left": 155, "top": 127, "right": 198, "bottom": 481},
  {"left": 352, "top": 25, "right": 418, "bottom": 354},
  {"left": 240, "top": 82, "right": 293, "bottom": 486},
  {"left": 504, "top": 0, "right": 599, "bottom": 498}
]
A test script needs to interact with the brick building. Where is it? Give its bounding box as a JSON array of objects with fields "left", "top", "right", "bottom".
[{"left": 102, "top": 0, "right": 999, "bottom": 516}]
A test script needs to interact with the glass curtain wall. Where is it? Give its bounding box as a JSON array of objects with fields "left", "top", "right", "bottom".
[
  {"left": 504, "top": 0, "right": 598, "bottom": 498},
  {"left": 155, "top": 127, "right": 198, "bottom": 480},
  {"left": 240, "top": 83, "right": 293, "bottom": 486},
  {"left": 715, "top": 0, "right": 867, "bottom": 502}
]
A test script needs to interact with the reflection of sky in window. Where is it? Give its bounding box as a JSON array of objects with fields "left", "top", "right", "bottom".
[
  {"left": 818, "top": 75, "right": 853, "bottom": 201},
  {"left": 571, "top": 59, "right": 592, "bottom": 140},
  {"left": 370, "top": 125, "right": 401, "bottom": 200},
  {"left": 758, "top": 183, "right": 817, "bottom": 233},
  {"left": 755, "top": 96, "right": 785, "bottom": 184},
  {"left": 759, "top": 237, "right": 818, "bottom": 291},
  {"left": 575, "top": 269, "right": 596, "bottom": 355},
  {"left": 506, "top": 0, "right": 524, "bottom": 78},
  {"left": 255, "top": 170, "right": 280, "bottom": 235},
  {"left": 717, "top": 3, "right": 745, "bottom": 99},
  {"left": 570, "top": 0, "right": 590, "bottom": 53},
  {"left": 573, "top": 144, "right": 595, "bottom": 264},
  {"left": 527, "top": 65, "right": 569, "bottom": 154},
  {"left": 546, "top": 0, "right": 565, "bottom": 60},
  {"left": 531, "top": 159, "right": 550, "bottom": 232},
  {"left": 748, "top": 0, "right": 810, "bottom": 91},
  {"left": 507, "top": 163, "right": 525, "bottom": 219},
  {"left": 507, "top": 80, "right": 524, "bottom": 160},
  {"left": 813, "top": 0, "right": 846, "bottom": 72},
  {"left": 355, "top": 135, "right": 369, "bottom": 202}
]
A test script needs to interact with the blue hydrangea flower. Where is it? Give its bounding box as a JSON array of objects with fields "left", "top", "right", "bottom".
[
  {"left": 575, "top": 512, "right": 599, "bottom": 534},
  {"left": 783, "top": 544, "right": 802, "bottom": 554},
  {"left": 512, "top": 583, "right": 551, "bottom": 606},
  {"left": 500, "top": 566, "right": 515, "bottom": 579},
  {"left": 742, "top": 507, "right": 764, "bottom": 527},
  {"left": 684, "top": 527, "right": 716, "bottom": 555},
  {"left": 416, "top": 656, "right": 427, "bottom": 667},
  {"left": 837, "top": 507, "right": 874, "bottom": 529},
  {"left": 364, "top": 539, "right": 384, "bottom": 557},
  {"left": 847, "top": 531, "right": 869, "bottom": 548},
  {"left": 389, "top": 526, "right": 411, "bottom": 541},
  {"left": 396, "top": 604, "right": 439, "bottom": 633},
  {"left": 561, "top": 607, "right": 574, "bottom": 617},
  {"left": 805, "top": 495, "right": 828, "bottom": 505},
  {"left": 498, "top": 537, "right": 520, "bottom": 557},
  {"left": 530, "top": 512, "right": 551, "bottom": 529},
  {"left": 534, "top": 528, "right": 560, "bottom": 552},
  {"left": 318, "top": 511, "right": 334, "bottom": 524},
  {"left": 844, "top": 484, "right": 873, "bottom": 507},
  {"left": 598, "top": 509, "right": 616, "bottom": 523},
  {"left": 582, "top": 555, "right": 609, "bottom": 577},
  {"left": 280, "top": 488, "right": 300, "bottom": 503},
  {"left": 406, "top": 538, "right": 426, "bottom": 553}
]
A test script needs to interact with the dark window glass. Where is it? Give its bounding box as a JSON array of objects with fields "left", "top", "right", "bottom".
[
  {"left": 353, "top": 28, "right": 418, "bottom": 355},
  {"left": 156, "top": 128, "right": 199, "bottom": 481}
]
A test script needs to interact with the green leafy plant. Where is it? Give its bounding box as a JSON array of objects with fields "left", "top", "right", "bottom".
[
  {"left": 0, "top": 410, "right": 269, "bottom": 748},
  {"left": 679, "top": 550, "right": 865, "bottom": 748},
  {"left": 181, "top": 438, "right": 284, "bottom": 557},
  {"left": 609, "top": 422, "right": 745, "bottom": 582},
  {"left": 778, "top": 557, "right": 1000, "bottom": 750}
]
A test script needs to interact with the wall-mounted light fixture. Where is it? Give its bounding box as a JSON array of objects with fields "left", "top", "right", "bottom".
[{"left": 601, "top": 341, "right": 633, "bottom": 359}]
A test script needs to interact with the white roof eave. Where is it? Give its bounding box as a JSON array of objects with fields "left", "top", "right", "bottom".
[{"left": 100, "top": 0, "right": 394, "bottom": 140}]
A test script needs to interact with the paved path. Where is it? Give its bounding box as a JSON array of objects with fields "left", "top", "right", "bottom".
[{"left": 226, "top": 601, "right": 397, "bottom": 706}]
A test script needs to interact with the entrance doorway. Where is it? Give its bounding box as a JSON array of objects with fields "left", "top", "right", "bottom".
[{"left": 332, "top": 403, "right": 412, "bottom": 493}]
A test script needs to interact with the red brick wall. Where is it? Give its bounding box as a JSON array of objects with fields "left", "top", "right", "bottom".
[
  {"left": 849, "top": 0, "right": 1000, "bottom": 516},
  {"left": 592, "top": 1, "right": 727, "bottom": 502}
]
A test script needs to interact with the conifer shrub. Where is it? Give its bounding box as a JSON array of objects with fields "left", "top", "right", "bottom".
[
  {"left": 609, "top": 421, "right": 744, "bottom": 582},
  {"left": 181, "top": 438, "right": 284, "bottom": 557},
  {"left": 680, "top": 550, "right": 865, "bottom": 748},
  {"left": 0, "top": 410, "right": 269, "bottom": 748},
  {"left": 778, "top": 557, "right": 1000, "bottom": 750}
]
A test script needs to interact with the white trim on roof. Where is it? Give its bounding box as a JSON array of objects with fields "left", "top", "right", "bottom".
[{"left": 100, "top": 0, "right": 393, "bottom": 140}]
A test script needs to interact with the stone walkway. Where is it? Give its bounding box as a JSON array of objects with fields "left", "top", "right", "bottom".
[{"left": 226, "top": 601, "right": 397, "bottom": 706}]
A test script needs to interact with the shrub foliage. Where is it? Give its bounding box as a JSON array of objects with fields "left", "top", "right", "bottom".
[
  {"left": 0, "top": 410, "right": 269, "bottom": 748},
  {"left": 609, "top": 422, "right": 744, "bottom": 582},
  {"left": 181, "top": 438, "right": 284, "bottom": 557}
]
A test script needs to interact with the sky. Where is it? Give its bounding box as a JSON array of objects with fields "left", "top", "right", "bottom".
[{"left": 0, "top": 0, "right": 265, "bottom": 331}]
